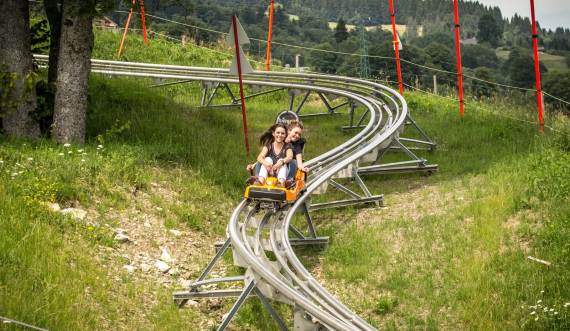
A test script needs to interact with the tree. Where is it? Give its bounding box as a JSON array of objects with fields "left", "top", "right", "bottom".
[
  {"left": 476, "top": 14, "right": 503, "bottom": 48},
  {"left": 461, "top": 44, "right": 500, "bottom": 69},
  {"left": 307, "top": 42, "right": 338, "bottom": 74},
  {"left": 542, "top": 71, "right": 570, "bottom": 114},
  {"left": 0, "top": 0, "right": 40, "bottom": 138},
  {"left": 44, "top": 0, "right": 63, "bottom": 85},
  {"left": 471, "top": 67, "right": 495, "bottom": 98},
  {"left": 509, "top": 55, "right": 548, "bottom": 89},
  {"left": 51, "top": 0, "right": 98, "bottom": 144},
  {"left": 334, "top": 17, "right": 349, "bottom": 43}
]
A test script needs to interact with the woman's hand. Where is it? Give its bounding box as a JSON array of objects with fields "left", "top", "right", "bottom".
[
  {"left": 272, "top": 159, "right": 284, "bottom": 172},
  {"left": 246, "top": 163, "right": 256, "bottom": 171},
  {"left": 264, "top": 163, "right": 273, "bottom": 173},
  {"left": 301, "top": 167, "right": 309, "bottom": 173}
]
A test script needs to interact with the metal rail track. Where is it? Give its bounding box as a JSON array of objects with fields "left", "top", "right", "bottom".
[{"left": 34, "top": 55, "right": 435, "bottom": 330}]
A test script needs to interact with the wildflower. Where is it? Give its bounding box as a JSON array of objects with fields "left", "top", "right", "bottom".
[
  {"left": 550, "top": 308, "right": 554, "bottom": 312},
  {"left": 11, "top": 173, "right": 18, "bottom": 176},
  {"left": 0, "top": 160, "right": 3, "bottom": 164},
  {"left": 554, "top": 312, "right": 558, "bottom": 315},
  {"left": 27, "top": 157, "right": 33, "bottom": 161},
  {"left": 77, "top": 149, "right": 83, "bottom": 153},
  {"left": 97, "top": 145, "right": 103, "bottom": 149},
  {"left": 544, "top": 307, "right": 548, "bottom": 312},
  {"left": 59, "top": 153, "right": 64, "bottom": 156},
  {"left": 81, "top": 159, "right": 85, "bottom": 162},
  {"left": 537, "top": 300, "right": 542, "bottom": 304},
  {"left": 534, "top": 317, "right": 538, "bottom": 321},
  {"left": 541, "top": 290, "right": 545, "bottom": 294},
  {"left": 531, "top": 311, "right": 536, "bottom": 315},
  {"left": 565, "top": 303, "right": 570, "bottom": 308},
  {"left": 68, "top": 151, "right": 72, "bottom": 154},
  {"left": 64, "top": 143, "right": 70, "bottom": 147}
]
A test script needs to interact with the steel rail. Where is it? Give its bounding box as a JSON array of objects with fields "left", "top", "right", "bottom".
[{"left": 33, "top": 55, "right": 412, "bottom": 329}]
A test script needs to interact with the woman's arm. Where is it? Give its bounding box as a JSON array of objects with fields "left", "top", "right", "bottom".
[
  {"left": 257, "top": 146, "right": 272, "bottom": 171},
  {"left": 296, "top": 153, "right": 309, "bottom": 172}
]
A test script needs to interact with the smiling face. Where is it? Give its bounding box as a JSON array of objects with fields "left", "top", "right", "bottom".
[
  {"left": 288, "top": 127, "right": 303, "bottom": 142},
  {"left": 273, "top": 126, "right": 287, "bottom": 142}
]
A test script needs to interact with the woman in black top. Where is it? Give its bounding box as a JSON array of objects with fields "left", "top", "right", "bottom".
[
  {"left": 284, "top": 120, "right": 309, "bottom": 187},
  {"left": 250, "top": 123, "right": 293, "bottom": 188}
]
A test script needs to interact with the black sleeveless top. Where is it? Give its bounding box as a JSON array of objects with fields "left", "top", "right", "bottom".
[{"left": 265, "top": 142, "right": 293, "bottom": 164}]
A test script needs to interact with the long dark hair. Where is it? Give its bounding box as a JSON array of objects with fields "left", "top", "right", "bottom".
[{"left": 259, "top": 123, "right": 288, "bottom": 146}]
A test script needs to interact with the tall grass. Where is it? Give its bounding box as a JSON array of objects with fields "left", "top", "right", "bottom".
[{"left": 1, "top": 30, "right": 569, "bottom": 329}]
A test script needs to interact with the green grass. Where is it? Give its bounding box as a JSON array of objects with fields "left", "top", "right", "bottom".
[{"left": 1, "top": 30, "right": 569, "bottom": 330}]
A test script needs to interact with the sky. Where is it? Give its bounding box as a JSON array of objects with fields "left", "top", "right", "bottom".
[{"left": 469, "top": 0, "right": 570, "bottom": 31}]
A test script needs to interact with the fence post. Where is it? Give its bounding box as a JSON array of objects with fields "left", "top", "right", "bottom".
[{"left": 433, "top": 75, "right": 437, "bottom": 95}]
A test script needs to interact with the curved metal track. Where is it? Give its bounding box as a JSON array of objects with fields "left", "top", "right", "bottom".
[{"left": 34, "top": 55, "right": 434, "bottom": 330}]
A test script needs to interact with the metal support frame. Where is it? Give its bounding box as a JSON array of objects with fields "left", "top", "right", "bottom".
[
  {"left": 310, "top": 178, "right": 383, "bottom": 211},
  {"left": 363, "top": 137, "right": 438, "bottom": 175},
  {"left": 402, "top": 114, "right": 437, "bottom": 151},
  {"left": 217, "top": 280, "right": 257, "bottom": 331},
  {"left": 342, "top": 101, "right": 370, "bottom": 130}
]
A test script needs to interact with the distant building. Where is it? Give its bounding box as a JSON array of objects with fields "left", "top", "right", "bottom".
[
  {"left": 537, "top": 46, "right": 545, "bottom": 54},
  {"left": 95, "top": 17, "right": 118, "bottom": 32},
  {"left": 459, "top": 37, "right": 477, "bottom": 45}
]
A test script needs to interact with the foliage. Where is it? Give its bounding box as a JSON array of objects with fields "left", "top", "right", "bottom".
[
  {"left": 31, "top": 80, "right": 56, "bottom": 137},
  {"left": 542, "top": 70, "right": 570, "bottom": 114},
  {"left": 307, "top": 42, "right": 338, "bottom": 74},
  {"left": 334, "top": 17, "right": 348, "bottom": 43},
  {"left": 509, "top": 55, "right": 548, "bottom": 89},
  {"left": 461, "top": 43, "right": 500, "bottom": 69},
  {"left": 470, "top": 66, "right": 496, "bottom": 98},
  {"left": 0, "top": 66, "right": 36, "bottom": 111},
  {"left": 30, "top": 19, "right": 50, "bottom": 54},
  {"left": 476, "top": 14, "right": 503, "bottom": 48}
]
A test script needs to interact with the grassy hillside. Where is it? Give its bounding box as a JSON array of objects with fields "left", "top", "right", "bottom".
[{"left": 1, "top": 30, "right": 569, "bottom": 330}]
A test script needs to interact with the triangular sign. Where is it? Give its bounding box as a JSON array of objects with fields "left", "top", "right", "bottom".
[
  {"left": 229, "top": 47, "right": 254, "bottom": 75},
  {"left": 226, "top": 16, "right": 250, "bottom": 46},
  {"left": 393, "top": 32, "right": 403, "bottom": 51}
]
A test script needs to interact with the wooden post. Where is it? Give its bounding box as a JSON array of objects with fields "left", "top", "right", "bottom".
[{"left": 433, "top": 75, "right": 437, "bottom": 95}]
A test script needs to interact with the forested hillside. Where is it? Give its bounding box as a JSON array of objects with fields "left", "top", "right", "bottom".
[
  {"left": 128, "top": 0, "right": 570, "bottom": 50},
  {"left": 81, "top": 0, "right": 570, "bottom": 113}
]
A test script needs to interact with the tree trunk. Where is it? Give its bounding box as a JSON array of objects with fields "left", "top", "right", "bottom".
[
  {"left": 44, "top": 0, "right": 62, "bottom": 85},
  {"left": 0, "top": 0, "right": 41, "bottom": 139},
  {"left": 52, "top": 0, "right": 94, "bottom": 145}
]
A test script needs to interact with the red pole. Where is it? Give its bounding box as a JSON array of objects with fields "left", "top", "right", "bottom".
[
  {"left": 453, "top": 0, "right": 465, "bottom": 117},
  {"left": 389, "top": 0, "right": 403, "bottom": 95},
  {"left": 266, "top": 0, "right": 275, "bottom": 71},
  {"left": 140, "top": 0, "right": 148, "bottom": 45},
  {"left": 118, "top": 0, "right": 136, "bottom": 58},
  {"left": 530, "top": 0, "right": 544, "bottom": 133},
  {"left": 233, "top": 15, "right": 250, "bottom": 156}
]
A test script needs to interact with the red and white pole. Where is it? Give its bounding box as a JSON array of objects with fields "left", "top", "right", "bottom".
[
  {"left": 389, "top": 0, "right": 403, "bottom": 95},
  {"left": 530, "top": 0, "right": 544, "bottom": 133},
  {"left": 233, "top": 15, "right": 251, "bottom": 156},
  {"left": 453, "top": 0, "right": 465, "bottom": 117},
  {"left": 266, "top": 0, "right": 275, "bottom": 71}
]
